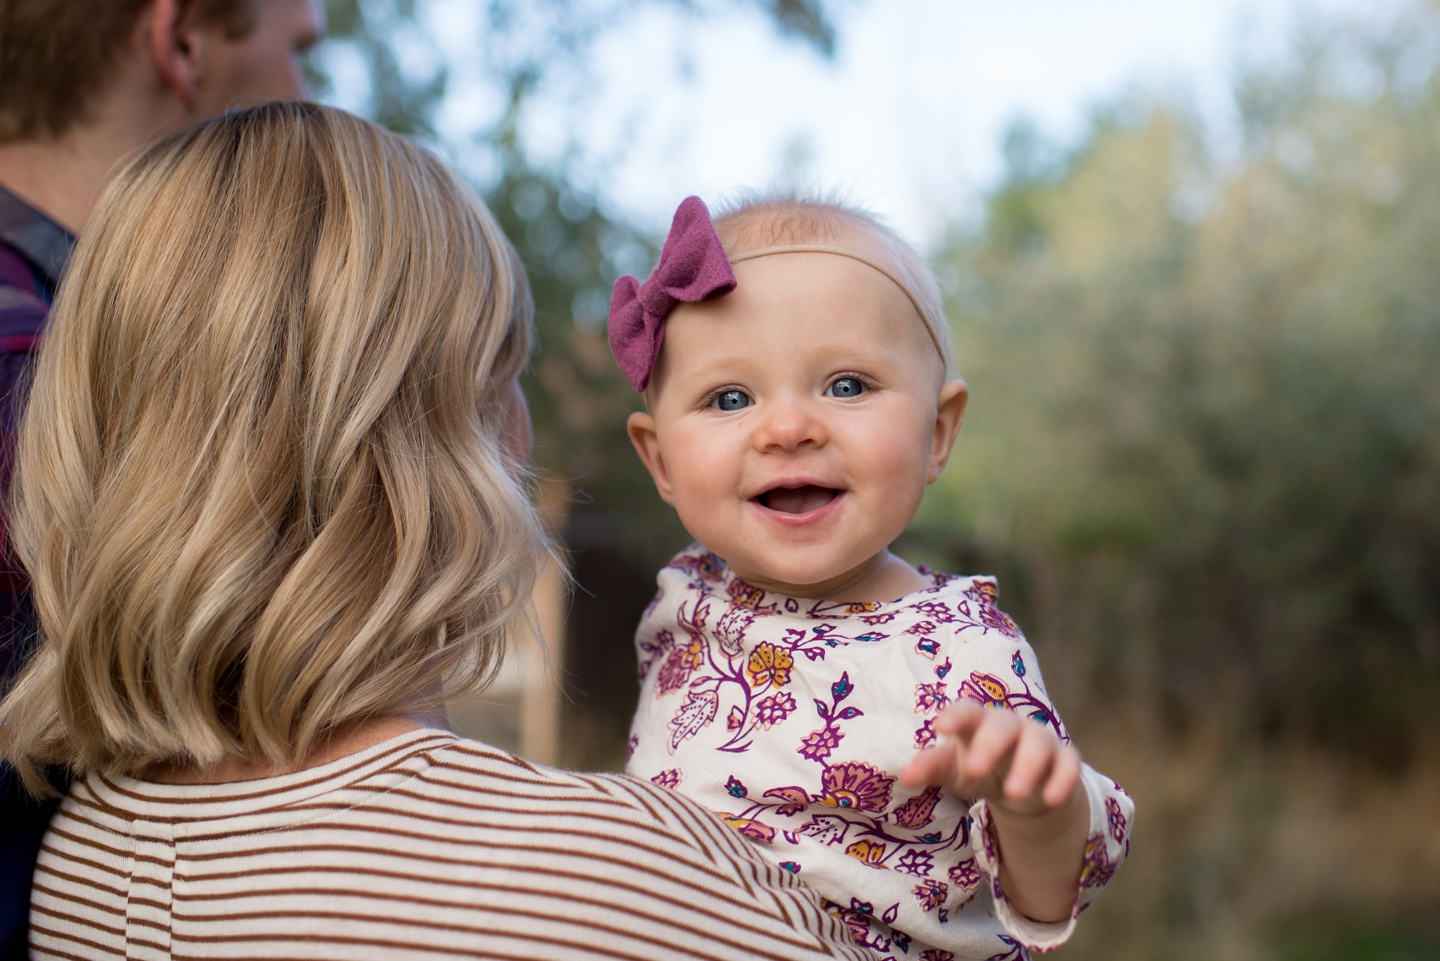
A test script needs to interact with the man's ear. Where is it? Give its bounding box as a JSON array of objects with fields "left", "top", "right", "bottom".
[
  {"left": 927, "top": 379, "right": 968, "bottom": 483},
  {"left": 627, "top": 411, "right": 675, "bottom": 505},
  {"left": 146, "top": 0, "right": 203, "bottom": 110}
]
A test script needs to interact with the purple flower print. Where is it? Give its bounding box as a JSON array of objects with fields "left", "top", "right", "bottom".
[
  {"left": 763, "top": 785, "right": 810, "bottom": 816},
  {"left": 896, "top": 849, "right": 935, "bottom": 876},
  {"left": 915, "top": 681, "right": 950, "bottom": 714},
  {"left": 671, "top": 550, "right": 727, "bottom": 582},
  {"left": 798, "top": 814, "right": 850, "bottom": 846},
  {"left": 725, "top": 775, "right": 748, "bottom": 799},
  {"left": 914, "top": 719, "right": 936, "bottom": 750},
  {"left": 964, "top": 581, "right": 1019, "bottom": 637},
  {"left": 948, "top": 858, "right": 981, "bottom": 893},
  {"left": 650, "top": 769, "right": 681, "bottom": 789},
  {"left": 816, "top": 761, "right": 895, "bottom": 813},
  {"left": 919, "top": 950, "right": 956, "bottom": 961},
  {"left": 891, "top": 784, "right": 942, "bottom": 829},
  {"left": 656, "top": 635, "right": 704, "bottom": 695},
  {"left": 1107, "top": 796, "right": 1128, "bottom": 844},
  {"left": 826, "top": 898, "right": 881, "bottom": 950},
  {"left": 801, "top": 672, "right": 863, "bottom": 762},
  {"left": 799, "top": 723, "right": 842, "bottom": 762},
  {"left": 1081, "top": 831, "right": 1118, "bottom": 889},
  {"left": 912, "top": 879, "right": 948, "bottom": 913},
  {"left": 984, "top": 936, "right": 1026, "bottom": 961},
  {"left": 723, "top": 814, "right": 776, "bottom": 844},
  {"left": 917, "top": 601, "right": 957, "bottom": 624},
  {"left": 904, "top": 620, "right": 938, "bottom": 636},
  {"left": 636, "top": 628, "right": 673, "bottom": 682},
  {"left": 755, "top": 691, "right": 797, "bottom": 728}
]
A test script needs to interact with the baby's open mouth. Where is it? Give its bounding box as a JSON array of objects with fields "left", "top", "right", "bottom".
[{"left": 756, "top": 485, "right": 840, "bottom": 514}]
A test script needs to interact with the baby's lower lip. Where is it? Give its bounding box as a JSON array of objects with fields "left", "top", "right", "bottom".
[{"left": 753, "top": 485, "right": 841, "bottom": 515}]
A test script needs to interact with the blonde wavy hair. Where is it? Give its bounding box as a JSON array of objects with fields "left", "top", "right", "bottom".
[{"left": 0, "top": 102, "right": 548, "bottom": 793}]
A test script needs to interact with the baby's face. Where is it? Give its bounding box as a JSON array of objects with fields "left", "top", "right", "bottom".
[{"left": 628, "top": 250, "right": 967, "bottom": 600}]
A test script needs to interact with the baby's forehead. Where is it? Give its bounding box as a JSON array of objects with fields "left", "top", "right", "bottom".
[{"left": 710, "top": 206, "right": 950, "bottom": 370}]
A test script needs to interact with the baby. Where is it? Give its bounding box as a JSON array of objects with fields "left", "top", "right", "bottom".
[{"left": 611, "top": 195, "right": 1132, "bottom": 960}]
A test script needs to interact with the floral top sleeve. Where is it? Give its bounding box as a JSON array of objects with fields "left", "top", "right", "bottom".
[{"left": 625, "top": 545, "right": 1133, "bottom": 961}]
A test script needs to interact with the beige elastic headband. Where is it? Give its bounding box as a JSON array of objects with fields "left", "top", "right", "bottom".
[{"left": 727, "top": 244, "right": 948, "bottom": 364}]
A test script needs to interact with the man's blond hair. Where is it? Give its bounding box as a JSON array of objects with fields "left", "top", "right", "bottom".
[{"left": 0, "top": 102, "right": 547, "bottom": 792}]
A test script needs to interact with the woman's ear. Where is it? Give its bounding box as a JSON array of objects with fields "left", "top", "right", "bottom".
[
  {"left": 627, "top": 411, "right": 676, "bottom": 504},
  {"left": 927, "top": 379, "right": 969, "bottom": 483}
]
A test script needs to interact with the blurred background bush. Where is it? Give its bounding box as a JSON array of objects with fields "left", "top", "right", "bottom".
[{"left": 311, "top": 2, "right": 1440, "bottom": 957}]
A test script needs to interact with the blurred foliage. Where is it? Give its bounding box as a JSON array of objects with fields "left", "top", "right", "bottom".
[
  {"left": 1271, "top": 920, "right": 1440, "bottom": 961},
  {"left": 312, "top": 0, "right": 840, "bottom": 561},
  {"left": 923, "top": 2, "right": 1440, "bottom": 760}
]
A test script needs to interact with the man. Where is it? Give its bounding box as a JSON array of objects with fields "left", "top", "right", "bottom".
[{"left": 0, "top": 1, "right": 323, "bottom": 955}]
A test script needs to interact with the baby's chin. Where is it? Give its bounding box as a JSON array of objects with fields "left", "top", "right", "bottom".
[{"left": 723, "top": 551, "right": 923, "bottom": 604}]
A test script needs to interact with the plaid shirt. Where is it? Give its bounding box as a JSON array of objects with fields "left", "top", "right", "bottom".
[
  {"left": 0, "top": 183, "right": 72, "bottom": 961},
  {"left": 0, "top": 184, "right": 71, "bottom": 661}
]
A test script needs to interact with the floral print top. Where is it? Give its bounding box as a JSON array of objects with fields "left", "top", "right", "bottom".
[{"left": 626, "top": 545, "right": 1133, "bottom": 961}]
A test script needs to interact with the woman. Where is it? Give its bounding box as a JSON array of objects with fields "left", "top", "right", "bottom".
[{"left": 0, "top": 102, "right": 868, "bottom": 961}]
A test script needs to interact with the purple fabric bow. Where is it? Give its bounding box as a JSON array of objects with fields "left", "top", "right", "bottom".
[{"left": 608, "top": 196, "right": 736, "bottom": 391}]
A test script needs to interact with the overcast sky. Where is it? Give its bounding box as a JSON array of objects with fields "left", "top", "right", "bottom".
[{"left": 411, "top": 0, "right": 1404, "bottom": 248}]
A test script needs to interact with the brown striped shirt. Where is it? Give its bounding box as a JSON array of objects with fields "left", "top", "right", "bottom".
[{"left": 30, "top": 729, "right": 872, "bottom": 960}]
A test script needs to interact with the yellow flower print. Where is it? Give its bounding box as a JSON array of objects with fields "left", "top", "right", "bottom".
[
  {"left": 680, "top": 636, "right": 704, "bottom": 670},
  {"left": 729, "top": 581, "right": 766, "bottom": 609},
  {"left": 746, "top": 642, "right": 793, "bottom": 691},
  {"left": 845, "top": 839, "right": 887, "bottom": 867},
  {"left": 845, "top": 601, "right": 881, "bottom": 614},
  {"left": 958, "top": 671, "right": 1010, "bottom": 707}
]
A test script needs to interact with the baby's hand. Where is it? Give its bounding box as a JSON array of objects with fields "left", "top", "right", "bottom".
[{"left": 901, "top": 701, "right": 1081, "bottom": 818}]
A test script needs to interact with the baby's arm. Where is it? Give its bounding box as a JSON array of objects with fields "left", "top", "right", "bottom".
[{"left": 900, "top": 700, "right": 1090, "bottom": 923}]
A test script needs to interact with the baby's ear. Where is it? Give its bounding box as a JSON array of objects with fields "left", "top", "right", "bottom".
[
  {"left": 627, "top": 411, "right": 676, "bottom": 504},
  {"left": 927, "top": 379, "right": 969, "bottom": 483}
]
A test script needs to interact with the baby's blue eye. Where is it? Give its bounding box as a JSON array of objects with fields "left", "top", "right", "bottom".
[
  {"left": 715, "top": 389, "right": 752, "bottom": 411},
  {"left": 826, "top": 377, "right": 865, "bottom": 398}
]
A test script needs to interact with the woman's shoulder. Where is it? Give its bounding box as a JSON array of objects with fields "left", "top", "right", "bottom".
[
  {"left": 412, "top": 736, "right": 870, "bottom": 959},
  {"left": 420, "top": 734, "right": 786, "bottom": 850}
]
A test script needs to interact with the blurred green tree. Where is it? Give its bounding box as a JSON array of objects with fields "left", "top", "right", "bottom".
[{"left": 926, "top": 2, "right": 1440, "bottom": 761}]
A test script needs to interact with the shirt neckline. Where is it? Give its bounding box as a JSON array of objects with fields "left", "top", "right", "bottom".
[
  {"left": 88, "top": 727, "right": 458, "bottom": 815},
  {"left": 671, "top": 543, "right": 969, "bottom": 617},
  {"left": 0, "top": 182, "right": 76, "bottom": 290}
]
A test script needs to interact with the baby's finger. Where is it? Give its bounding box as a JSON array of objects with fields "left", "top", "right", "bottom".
[
  {"left": 900, "top": 741, "right": 963, "bottom": 789},
  {"left": 1041, "top": 742, "right": 1083, "bottom": 808},
  {"left": 960, "top": 708, "right": 1021, "bottom": 783},
  {"left": 932, "top": 700, "right": 987, "bottom": 738},
  {"left": 1002, "top": 721, "right": 1056, "bottom": 803}
]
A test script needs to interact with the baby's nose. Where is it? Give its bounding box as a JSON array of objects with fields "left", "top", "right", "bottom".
[{"left": 751, "top": 399, "right": 828, "bottom": 452}]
